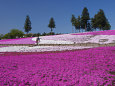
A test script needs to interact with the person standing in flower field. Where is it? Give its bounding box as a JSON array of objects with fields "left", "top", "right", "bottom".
[{"left": 36, "top": 36, "right": 40, "bottom": 45}]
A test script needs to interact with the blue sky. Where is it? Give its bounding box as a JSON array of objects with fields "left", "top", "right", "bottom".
[{"left": 0, "top": 0, "right": 115, "bottom": 34}]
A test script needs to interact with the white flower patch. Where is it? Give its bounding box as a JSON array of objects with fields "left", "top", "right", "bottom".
[
  {"left": 39, "top": 40, "right": 74, "bottom": 44},
  {"left": 32, "top": 37, "right": 74, "bottom": 44},
  {"left": 32, "top": 35, "right": 94, "bottom": 44},
  {"left": 84, "top": 35, "right": 115, "bottom": 44},
  {"left": 0, "top": 46, "right": 28, "bottom": 52},
  {"left": 32, "top": 37, "right": 38, "bottom": 41},
  {"left": 0, "top": 45, "right": 94, "bottom": 52}
]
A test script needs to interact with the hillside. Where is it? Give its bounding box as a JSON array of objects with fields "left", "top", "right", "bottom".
[
  {"left": 0, "top": 30, "right": 115, "bottom": 52},
  {"left": 0, "top": 30, "right": 115, "bottom": 85}
]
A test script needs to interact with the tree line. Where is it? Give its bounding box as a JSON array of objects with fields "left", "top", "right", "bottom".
[
  {"left": 0, "top": 7, "right": 111, "bottom": 39},
  {"left": 0, "top": 16, "right": 56, "bottom": 39},
  {"left": 0, "top": 29, "right": 61, "bottom": 39},
  {"left": 71, "top": 7, "right": 111, "bottom": 33}
]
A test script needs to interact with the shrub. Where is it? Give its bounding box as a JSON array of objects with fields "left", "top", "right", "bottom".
[
  {"left": 48, "top": 32, "right": 55, "bottom": 35},
  {"left": 42, "top": 32, "right": 47, "bottom": 36},
  {"left": 10, "top": 29, "right": 24, "bottom": 39},
  {"left": 32, "top": 33, "right": 37, "bottom": 37},
  {"left": 2, "top": 33, "right": 11, "bottom": 39},
  {"left": 0, "top": 34, "right": 4, "bottom": 39},
  {"left": 2, "top": 29, "right": 24, "bottom": 39},
  {"left": 25, "top": 33, "right": 33, "bottom": 37}
]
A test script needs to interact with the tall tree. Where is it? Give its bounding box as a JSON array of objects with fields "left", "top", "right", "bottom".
[
  {"left": 71, "top": 14, "right": 76, "bottom": 33},
  {"left": 103, "top": 22, "right": 111, "bottom": 30},
  {"left": 74, "top": 19, "right": 78, "bottom": 33},
  {"left": 77, "top": 16, "right": 81, "bottom": 32},
  {"left": 74, "top": 16, "right": 81, "bottom": 33},
  {"left": 91, "top": 17, "right": 97, "bottom": 31},
  {"left": 92, "top": 9, "right": 111, "bottom": 31},
  {"left": 96, "top": 9, "right": 106, "bottom": 31},
  {"left": 81, "top": 7, "right": 90, "bottom": 32},
  {"left": 24, "top": 15, "right": 32, "bottom": 34},
  {"left": 101, "top": 10, "right": 111, "bottom": 30},
  {"left": 48, "top": 17, "right": 56, "bottom": 34},
  {"left": 87, "top": 22, "right": 92, "bottom": 31}
]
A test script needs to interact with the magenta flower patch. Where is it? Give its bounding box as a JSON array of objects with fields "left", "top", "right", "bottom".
[
  {"left": 0, "top": 46, "right": 115, "bottom": 85},
  {"left": 71, "top": 30, "right": 115, "bottom": 35},
  {"left": 0, "top": 37, "right": 35, "bottom": 44}
]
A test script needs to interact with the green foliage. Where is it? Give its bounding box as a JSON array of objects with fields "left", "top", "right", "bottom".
[
  {"left": 87, "top": 22, "right": 92, "bottom": 31},
  {"left": 25, "top": 33, "right": 33, "bottom": 37},
  {"left": 37, "top": 33, "right": 41, "bottom": 36},
  {"left": 10, "top": 29, "right": 24, "bottom": 38},
  {"left": 0, "top": 34, "right": 4, "bottom": 39},
  {"left": 47, "top": 32, "right": 55, "bottom": 35},
  {"left": 48, "top": 17, "right": 56, "bottom": 33},
  {"left": 74, "top": 16, "right": 81, "bottom": 32},
  {"left": 23, "top": 32, "right": 56, "bottom": 37},
  {"left": 32, "top": 33, "right": 41, "bottom": 37},
  {"left": 91, "top": 9, "right": 111, "bottom": 31},
  {"left": 42, "top": 32, "right": 47, "bottom": 36},
  {"left": 71, "top": 14, "right": 76, "bottom": 26},
  {"left": 91, "top": 17, "right": 97, "bottom": 31},
  {"left": 71, "top": 14, "right": 76, "bottom": 33},
  {"left": 41, "top": 32, "right": 55, "bottom": 36},
  {"left": 2, "top": 33, "right": 10, "bottom": 39},
  {"left": 24, "top": 15, "right": 32, "bottom": 34},
  {"left": 81, "top": 7, "right": 90, "bottom": 31},
  {"left": 3, "top": 29, "right": 24, "bottom": 39},
  {"left": 103, "top": 23, "right": 111, "bottom": 30},
  {"left": 32, "top": 33, "right": 37, "bottom": 37}
]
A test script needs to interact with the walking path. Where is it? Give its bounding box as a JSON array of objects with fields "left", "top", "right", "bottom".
[{"left": 0, "top": 43, "right": 115, "bottom": 47}]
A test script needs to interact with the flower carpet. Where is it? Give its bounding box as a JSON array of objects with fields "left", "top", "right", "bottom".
[{"left": 0, "top": 46, "right": 115, "bottom": 85}]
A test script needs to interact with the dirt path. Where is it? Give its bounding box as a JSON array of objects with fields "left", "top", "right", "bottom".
[{"left": 0, "top": 43, "right": 115, "bottom": 47}]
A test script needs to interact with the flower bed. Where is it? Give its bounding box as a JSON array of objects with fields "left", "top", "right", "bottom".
[
  {"left": 0, "top": 46, "right": 115, "bottom": 85},
  {"left": 0, "top": 45, "right": 94, "bottom": 52},
  {"left": 32, "top": 35, "right": 94, "bottom": 44},
  {"left": 71, "top": 30, "right": 115, "bottom": 35},
  {"left": 0, "top": 37, "right": 35, "bottom": 44},
  {"left": 1, "top": 30, "right": 115, "bottom": 45},
  {"left": 83, "top": 35, "right": 115, "bottom": 44},
  {"left": 32, "top": 30, "right": 115, "bottom": 44}
]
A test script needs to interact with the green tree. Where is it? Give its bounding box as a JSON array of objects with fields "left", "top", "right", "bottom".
[
  {"left": 74, "top": 19, "right": 79, "bottom": 33},
  {"left": 87, "top": 22, "right": 92, "bottom": 31},
  {"left": 81, "top": 7, "right": 90, "bottom": 32},
  {"left": 10, "top": 29, "right": 24, "bottom": 38},
  {"left": 32, "top": 33, "right": 37, "bottom": 37},
  {"left": 25, "top": 33, "right": 33, "bottom": 37},
  {"left": 48, "top": 17, "right": 56, "bottom": 34},
  {"left": 32, "top": 33, "right": 41, "bottom": 37},
  {"left": 0, "top": 34, "right": 4, "bottom": 39},
  {"left": 103, "top": 22, "right": 111, "bottom": 30},
  {"left": 24, "top": 15, "right": 32, "bottom": 34},
  {"left": 2, "top": 33, "right": 10, "bottom": 39},
  {"left": 2, "top": 29, "right": 24, "bottom": 39},
  {"left": 91, "top": 17, "right": 97, "bottom": 31},
  {"left": 42, "top": 32, "right": 47, "bottom": 36},
  {"left": 74, "top": 16, "right": 81, "bottom": 33},
  {"left": 92, "top": 9, "right": 111, "bottom": 31},
  {"left": 96, "top": 9, "right": 106, "bottom": 31},
  {"left": 37, "top": 33, "right": 41, "bottom": 36},
  {"left": 71, "top": 14, "right": 76, "bottom": 33},
  {"left": 77, "top": 16, "right": 81, "bottom": 32},
  {"left": 48, "top": 32, "right": 55, "bottom": 35}
]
